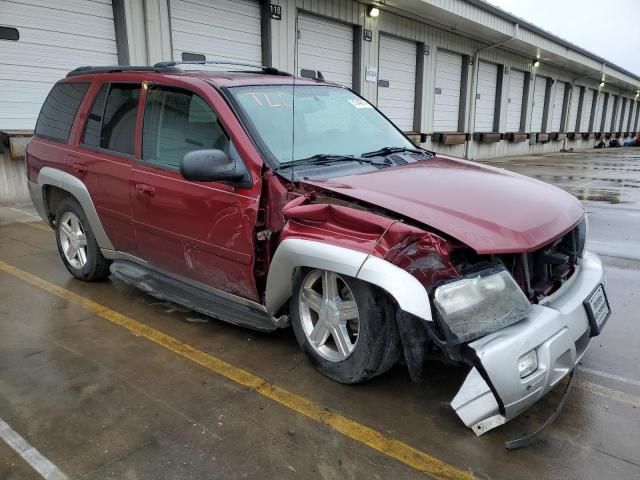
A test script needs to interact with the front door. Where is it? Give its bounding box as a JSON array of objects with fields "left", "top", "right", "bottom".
[{"left": 130, "top": 84, "right": 259, "bottom": 301}]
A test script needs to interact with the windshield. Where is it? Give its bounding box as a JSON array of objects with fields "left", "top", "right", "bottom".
[{"left": 229, "top": 85, "right": 414, "bottom": 165}]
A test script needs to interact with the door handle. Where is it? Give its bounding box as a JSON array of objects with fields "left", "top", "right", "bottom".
[
  {"left": 72, "top": 162, "right": 88, "bottom": 177},
  {"left": 135, "top": 184, "right": 156, "bottom": 198}
]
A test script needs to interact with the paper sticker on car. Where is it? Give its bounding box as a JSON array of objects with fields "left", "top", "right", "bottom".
[{"left": 347, "top": 98, "right": 373, "bottom": 109}]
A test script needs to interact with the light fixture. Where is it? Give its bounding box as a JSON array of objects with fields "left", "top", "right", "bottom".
[
  {"left": 533, "top": 60, "right": 540, "bottom": 68},
  {"left": 600, "top": 81, "right": 605, "bottom": 88},
  {"left": 368, "top": 5, "right": 380, "bottom": 17}
]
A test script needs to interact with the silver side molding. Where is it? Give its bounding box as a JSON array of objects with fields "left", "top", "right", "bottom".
[
  {"left": 265, "top": 238, "right": 432, "bottom": 321},
  {"left": 37, "top": 167, "right": 114, "bottom": 250}
]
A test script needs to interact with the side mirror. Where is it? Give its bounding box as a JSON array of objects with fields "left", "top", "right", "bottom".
[{"left": 180, "top": 149, "right": 245, "bottom": 183}]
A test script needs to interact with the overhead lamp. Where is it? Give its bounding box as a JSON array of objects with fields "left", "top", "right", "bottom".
[
  {"left": 600, "top": 81, "right": 605, "bottom": 88},
  {"left": 368, "top": 5, "right": 380, "bottom": 17},
  {"left": 533, "top": 60, "right": 540, "bottom": 68}
]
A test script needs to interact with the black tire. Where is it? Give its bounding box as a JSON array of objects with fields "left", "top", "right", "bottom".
[
  {"left": 290, "top": 268, "right": 401, "bottom": 384},
  {"left": 54, "top": 196, "right": 111, "bottom": 281}
]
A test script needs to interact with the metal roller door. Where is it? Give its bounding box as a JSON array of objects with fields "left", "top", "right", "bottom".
[
  {"left": 612, "top": 95, "right": 622, "bottom": 132},
  {"left": 593, "top": 92, "right": 604, "bottom": 132},
  {"left": 530, "top": 75, "right": 547, "bottom": 132},
  {"left": 0, "top": 0, "right": 117, "bottom": 130},
  {"left": 377, "top": 35, "right": 417, "bottom": 131},
  {"left": 604, "top": 94, "right": 614, "bottom": 132},
  {"left": 170, "top": 0, "right": 262, "bottom": 65},
  {"left": 505, "top": 70, "right": 525, "bottom": 131},
  {"left": 625, "top": 99, "right": 634, "bottom": 132},
  {"left": 434, "top": 50, "right": 463, "bottom": 132},
  {"left": 634, "top": 101, "right": 640, "bottom": 132},
  {"left": 579, "top": 89, "right": 594, "bottom": 132},
  {"left": 550, "top": 81, "right": 566, "bottom": 132},
  {"left": 297, "top": 14, "right": 353, "bottom": 88},
  {"left": 567, "top": 85, "right": 580, "bottom": 132},
  {"left": 474, "top": 61, "right": 498, "bottom": 133}
]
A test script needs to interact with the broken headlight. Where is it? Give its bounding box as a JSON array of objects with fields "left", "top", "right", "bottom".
[{"left": 433, "top": 267, "right": 532, "bottom": 343}]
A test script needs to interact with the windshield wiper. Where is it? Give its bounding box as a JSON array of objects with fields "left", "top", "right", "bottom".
[
  {"left": 361, "top": 146, "right": 433, "bottom": 158},
  {"left": 276, "top": 154, "right": 388, "bottom": 170}
]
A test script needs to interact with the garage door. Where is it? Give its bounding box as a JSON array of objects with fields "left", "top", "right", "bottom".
[
  {"left": 474, "top": 61, "right": 498, "bottom": 133},
  {"left": 505, "top": 70, "right": 525, "bottom": 132},
  {"left": 604, "top": 94, "right": 614, "bottom": 132},
  {"left": 530, "top": 75, "right": 547, "bottom": 132},
  {"left": 593, "top": 92, "right": 604, "bottom": 132},
  {"left": 297, "top": 14, "right": 353, "bottom": 88},
  {"left": 612, "top": 95, "right": 622, "bottom": 132},
  {"left": 625, "top": 99, "right": 634, "bottom": 132},
  {"left": 377, "top": 35, "right": 417, "bottom": 131},
  {"left": 550, "top": 81, "right": 566, "bottom": 132},
  {"left": 635, "top": 101, "right": 640, "bottom": 132},
  {"left": 566, "top": 85, "right": 580, "bottom": 132},
  {"left": 434, "top": 50, "right": 463, "bottom": 132},
  {"left": 170, "top": 0, "right": 261, "bottom": 65},
  {"left": 579, "top": 88, "right": 595, "bottom": 132},
  {"left": 0, "top": 0, "right": 117, "bottom": 130}
]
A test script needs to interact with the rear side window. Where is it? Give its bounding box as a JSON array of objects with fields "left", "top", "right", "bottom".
[
  {"left": 82, "top": 83, "right": 140, "bottom": 156},
  {"left": 35, "top": 82, "right": 89, "bottom": 143},
  {"left": 142, "top": 86, "right": 228, "bottom": 168}
]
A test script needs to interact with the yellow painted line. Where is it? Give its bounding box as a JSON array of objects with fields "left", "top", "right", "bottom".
[{"left": 0, "top": 260, "right": 474, "bottom": 480}]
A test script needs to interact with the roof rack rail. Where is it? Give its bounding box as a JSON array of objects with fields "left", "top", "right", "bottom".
[
  {"left": 66, "top": 65, "right": 182, "bottom": 77},
  {"left": 153, "top": 60, "right": 291, "bottom": 76}
]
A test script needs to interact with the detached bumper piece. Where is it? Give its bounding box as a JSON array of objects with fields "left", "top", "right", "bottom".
[{"left": 451, "top": 252, "right": 606, "bottom": 442}]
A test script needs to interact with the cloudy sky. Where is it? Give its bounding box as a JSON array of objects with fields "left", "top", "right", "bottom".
[{"left": 485, "top": 0, "right": 640, "bottom": 76}]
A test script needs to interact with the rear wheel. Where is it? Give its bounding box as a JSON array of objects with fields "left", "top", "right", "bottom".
[
  {"left": 291, "top": 268, "right": 401, "bottom": 384},
  {"left": 54, "top": 197, "right": 111, "bottom": 281}
]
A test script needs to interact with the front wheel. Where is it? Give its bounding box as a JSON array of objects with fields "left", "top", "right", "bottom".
[{"left": 290, "top": 268, "right": 401, "bottom": 384}]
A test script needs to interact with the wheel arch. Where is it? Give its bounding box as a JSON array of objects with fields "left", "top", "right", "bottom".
[
  {"left": 265, "top": 238, "right": 433, "bottom": 322},
  {"left": 38, "top": 167, "right": 114, "bottom": 251}
]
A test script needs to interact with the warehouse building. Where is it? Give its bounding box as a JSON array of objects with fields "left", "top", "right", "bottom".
[{"left": 1, "top": 0, "right": 640, "bottom": 163}]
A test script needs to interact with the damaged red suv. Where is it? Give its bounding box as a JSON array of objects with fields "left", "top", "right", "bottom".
[{"left": 26, "top": 62, "right": 609, "bottom": 437}]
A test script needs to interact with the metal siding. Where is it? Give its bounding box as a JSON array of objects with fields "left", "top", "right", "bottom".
[
  {"left": 505, "top": 69, "right": 524, "bottom": 131},
  {"left": 297, "top": 13, "right": 353, "bottom": 87},
  {"left": 566, "top": 85, "right": 580, "bottom": 132},
  {"left": 434, "top": 50, "right": 462, "bottom": 132},
  {"left": 579, "top": 89, "right": 594, "bottom": 132},
  {"left": 0, "top": 0, "right": 117, "bottom": 130},
  {"left": 474, "top": 61, "right": 498, "bottom": 132},
  {"left": 550, "top": 81, "right": 565, "bottom": 131},
  {"left": 169, "top": 0, "right": 262, "bottom": 65},
  {"left": 377, "top": 35, "right": 417, "bottom": 132},
  {"left": 530, "top": 75, "right": 547, "bottom": 132}
]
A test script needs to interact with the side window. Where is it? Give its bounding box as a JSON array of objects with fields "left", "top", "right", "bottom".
[
  {"left": 82, "top": 83, "right": 140, "bottom": 156},
  {"left": 142, "top": 86, "right": 228, "bottom": 168},
  {"left": 35, "top": 82, "right": 89, "bottom": 143}
]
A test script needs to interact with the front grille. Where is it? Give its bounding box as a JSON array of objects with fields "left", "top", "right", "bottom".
[{"left": 500, "top": 224, "right": 583, "bottom": 302}]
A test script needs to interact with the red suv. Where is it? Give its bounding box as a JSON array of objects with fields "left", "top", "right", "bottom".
[{"left": 26, "top": 62, "right": 609, "bottom": 436}]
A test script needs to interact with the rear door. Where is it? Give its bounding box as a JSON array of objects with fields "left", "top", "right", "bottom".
[
  {"left": 130, "top": 83, "right": 260, "bottom": 301},
  {"left": 76, "top": 81, "right": 140, "bottom": 254}
]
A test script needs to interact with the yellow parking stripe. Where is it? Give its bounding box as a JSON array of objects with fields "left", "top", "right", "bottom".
[{"left": 0, "top": 260, "right": 475, "bottom": 480}]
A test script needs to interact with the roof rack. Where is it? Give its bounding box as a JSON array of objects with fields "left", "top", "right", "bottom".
[
  {"left": 153, "top": 60, "right": 291, "bottom": 76},
  {"left": 66, "top": 65, "right": 183, "bottom": 77}
]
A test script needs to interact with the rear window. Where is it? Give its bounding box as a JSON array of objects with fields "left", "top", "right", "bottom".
[{"left": 35, "top": 82, "right": 89, "bottom": 143}]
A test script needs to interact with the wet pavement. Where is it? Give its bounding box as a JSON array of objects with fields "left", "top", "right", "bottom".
[{"left": 1, "top": 148, "right": 640, "bottom": 479}]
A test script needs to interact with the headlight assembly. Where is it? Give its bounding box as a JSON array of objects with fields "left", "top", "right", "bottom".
[
  {"left": 433, "top": 267, "right": 532, "bottom": 343},
  {"left": 575, "top": 215, "right": 588, "bottom": 258}
]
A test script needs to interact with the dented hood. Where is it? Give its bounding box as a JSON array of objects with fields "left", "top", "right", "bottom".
[{"left": 304, "top": 157, "right": 584, "bottom": 254}]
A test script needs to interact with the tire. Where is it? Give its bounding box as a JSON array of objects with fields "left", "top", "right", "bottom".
[
  {"left": 54, "top": 197, "right": 111, "bottom": 281},
  {"left": 290, "top": 268, "right": 401, "bottom": 384}
]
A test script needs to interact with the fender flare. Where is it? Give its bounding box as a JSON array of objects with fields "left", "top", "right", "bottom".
[
  {"left": 38, "top": 167, "right": 115, "bottom": 251},
  {"left": 265, "top": 238, "right": 433, "bottom": 321}
]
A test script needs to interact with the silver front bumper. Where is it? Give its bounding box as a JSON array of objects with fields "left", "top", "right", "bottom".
[{"left": 452, "top": 251, "right": 606, "bottom": 435}]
